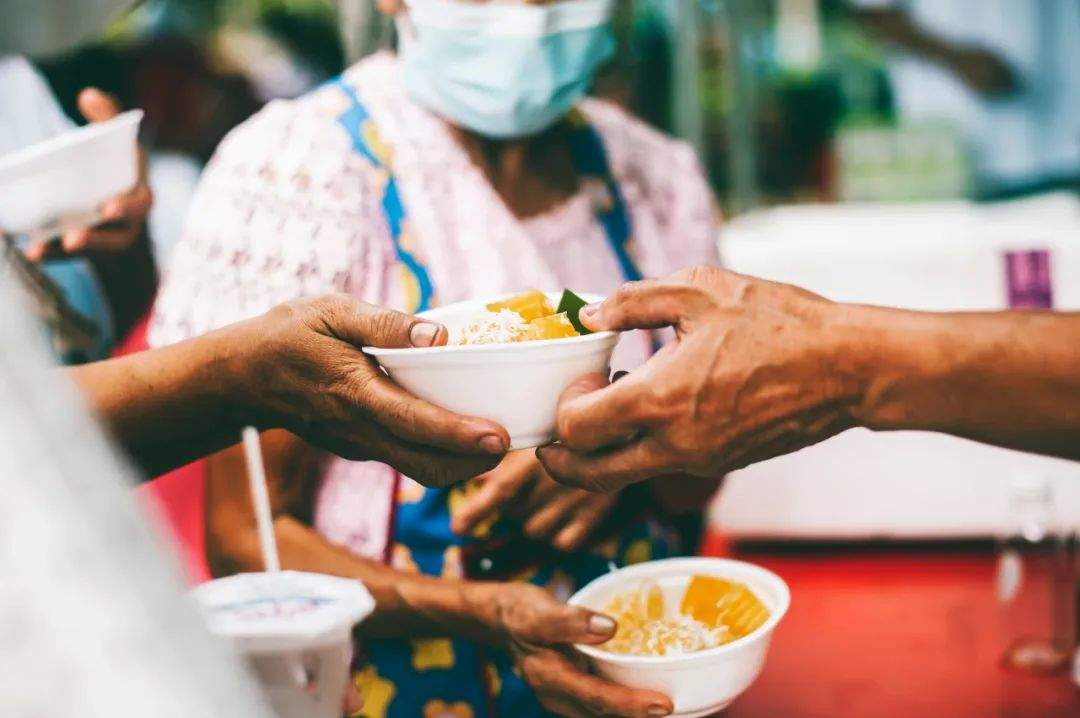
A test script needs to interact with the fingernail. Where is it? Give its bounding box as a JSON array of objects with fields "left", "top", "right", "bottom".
[
  {"left": 588, "top": 614, "right": 616, "bottom": 636},
  {"left": 580, "top": 303, "right": 600, "bottom": 319},
  {"left": 648, "top": 705, "right": 672, "bottom": 716},
  {"left": 535, "top": 444, "right": 561, "bottom": 466},
  {"left": 409, "top": 322, "right": 440, "bottom": 347},
  {"left": 478, "top": 434, "right": 506, "bottom": 455}
]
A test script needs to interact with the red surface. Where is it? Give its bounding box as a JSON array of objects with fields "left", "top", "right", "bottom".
[
  {"left": 701, "top": 534, "right": 1080, "bottom": 717},
  {"left": 136, "top": 460, "right": 210, "bottom": 583}
]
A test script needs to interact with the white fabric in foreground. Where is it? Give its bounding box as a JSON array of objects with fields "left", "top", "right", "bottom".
[
  {"left": 0, "top": 281, "right": 270, "bottom": 716},
  {"left": 0, "top": 55, "right": 74, "bottom": 157}
]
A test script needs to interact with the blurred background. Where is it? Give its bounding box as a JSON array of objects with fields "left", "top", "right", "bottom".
[{"left": 35, "top": 0, "right": 1080, "bottom": 221}]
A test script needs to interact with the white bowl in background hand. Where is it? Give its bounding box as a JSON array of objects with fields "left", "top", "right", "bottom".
[
  {"left": 0, "top": 109, "right": 143, "bottom": 236},
  {"left": 568, "top": 557, "right": 790, "bottom": 718},
  {"left": 363, "top": 293, "right": 618, "bottom": 449}
]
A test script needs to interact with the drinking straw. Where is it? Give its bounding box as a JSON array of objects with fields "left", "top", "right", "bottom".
[
  {"left": 242, "top": 427, "right": 308, "bottom": 687},
  {"left": 242, "top": 426, "right": 280, "bottom": 572}
]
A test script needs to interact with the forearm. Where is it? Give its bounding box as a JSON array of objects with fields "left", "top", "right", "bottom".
[
  {"left": 68, "top": 325, "right": 255, "bottom": 476},
  {"left": 850, "top": 6, "right": 957, "bottom": 65},
  {"left": 843, "top": 306, "right": 1080, "bottom": 459},
  {"left": 240, "top": 516, "right": 505, "bottom": 644},
  {"left": 69, "top": 294, "right": 508, "bottom": 484}
]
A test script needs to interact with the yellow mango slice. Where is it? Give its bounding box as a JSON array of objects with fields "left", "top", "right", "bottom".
[
  {"left": 486, "top": 290, "right": 556, "bottom": 323},
  {"left": 680, "top": 574, "right": 770, "bottom": 639},
  {"left": 524, "top": 313, "right": 580, "bottom": 341},
  {"left": 602, "top": 583, "right": 659, "bottom": 655},
  {"left": 643, "top": 580, "right": 665, "bottom": 621}
]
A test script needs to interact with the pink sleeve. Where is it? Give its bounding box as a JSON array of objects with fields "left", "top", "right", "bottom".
[
  {"left": 580, "top": 99, "right": 722, "bottom": 279},
  {"left": 148, "top": 91, "right": 398, "bottom": 348},
  {"left": 644, "top": 137, "right": 723, "bottom": 272}
]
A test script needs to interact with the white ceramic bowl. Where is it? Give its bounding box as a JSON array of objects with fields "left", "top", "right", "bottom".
[
  {"left": 0, "top": 109, "right": 143, "bottom": 235},
  {"left": 568, "top": 557, "right": 790, "bottom": 717},
  {"left": 363, "top": 293, "right": 618, "bottom": 449}
]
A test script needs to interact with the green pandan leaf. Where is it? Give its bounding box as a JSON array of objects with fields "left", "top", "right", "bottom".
[{"left": 557, "top": 289, "right": 592, "bottom": 335}]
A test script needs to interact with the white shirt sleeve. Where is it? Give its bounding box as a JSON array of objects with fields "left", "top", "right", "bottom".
[{"left": 0, "top": 55, "right": 75, "bottom": 157}]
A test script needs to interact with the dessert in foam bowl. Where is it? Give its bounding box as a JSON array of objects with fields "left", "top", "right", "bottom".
[
  {"left": 569, "top": 557, "right": 790, "bottom": 717},
  {"left": 454, "top": 289, "right": 586, "bottom": 345},
  {"left": 364, "top": 290, "right": 618, "bottom": 449}
]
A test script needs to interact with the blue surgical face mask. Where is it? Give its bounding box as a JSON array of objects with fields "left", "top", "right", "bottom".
[{"left": 398, "top": 0, "right": 616, "bottom": 139}]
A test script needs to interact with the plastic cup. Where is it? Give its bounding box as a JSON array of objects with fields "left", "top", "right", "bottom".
[{"left": 191, "top": 571, "right": 375, "bottom": 718}]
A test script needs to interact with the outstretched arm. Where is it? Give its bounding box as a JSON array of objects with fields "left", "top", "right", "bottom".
[
  {"left": 540, "top": 267, "right": 1080, "bottom": 492},
  {"left": 68, "top": 294, "right": 508, "bottom": 481},
  {"left": 848, "top": 2, "right": 1018, "bottom": 96},
  {"left": 844, "top": 304, "right": 1080, "bottom": 459}
]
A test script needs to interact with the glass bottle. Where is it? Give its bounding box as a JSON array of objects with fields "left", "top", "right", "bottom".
[{"left": 996, "top": 475, "right": 1074, "bottom": 672}]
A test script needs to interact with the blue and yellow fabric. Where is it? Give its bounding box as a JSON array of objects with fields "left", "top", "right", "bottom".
[
  {"left": 335, "top": 81, "right": 675, "bottom": 718},
  {"left": 336, "top": 79, "right": 435, "bottom": 313}
]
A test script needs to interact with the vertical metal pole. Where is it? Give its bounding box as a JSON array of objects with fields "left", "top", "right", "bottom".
[
  {"left": 338, "top": 0, "right": 369, "bottom": 65},
  {"left": 720, "top": 0, "right": 761, "bottom": 213},
  {"left": 338, "top": 0, "right": 392, "bottom": 65},
  {"left": 672, "top": 0, "right": 706, "bottom": 159}
]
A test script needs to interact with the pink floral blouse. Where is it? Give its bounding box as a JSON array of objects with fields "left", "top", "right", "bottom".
[{"left": 149, "top": 52, "right": 721, "bottom": 561}]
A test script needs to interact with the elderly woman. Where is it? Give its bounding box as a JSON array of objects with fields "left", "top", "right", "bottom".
[{"left": 150, "top": 0, "right": 720, "bottom": 716}]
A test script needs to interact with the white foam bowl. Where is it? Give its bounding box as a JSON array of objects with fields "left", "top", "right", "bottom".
[
  {"left": 363, "top": 293, "right": 618, "bottom": 449},
  {"left": 0, "top": 109, "right": 143, "bottom": 235},
  {"left": 568, "top": 557, "right": 790, "bottom": 718}
]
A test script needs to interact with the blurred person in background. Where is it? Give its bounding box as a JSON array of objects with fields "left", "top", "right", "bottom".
[
  {"left": 17, "top": 0, "right": 346, "bottom": 345},
  {"left": 0, "top": 17, "right": 156, "bottom": 361},
  {"left": 37, "top": 2, "right": 266, "bottom": 268},
  {"left": 849, "top": 0, "right": 1080, "bottom": 198},
  {"left": 149, "top": 0, "right": 721, "bottom": 715}
]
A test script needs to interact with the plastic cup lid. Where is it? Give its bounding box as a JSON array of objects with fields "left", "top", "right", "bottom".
[{"left": 191, "top": 571, "right": 375, "bottom": 653}]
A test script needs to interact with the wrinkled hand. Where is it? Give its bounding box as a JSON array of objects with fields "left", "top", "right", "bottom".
[
  {"left": 539, "top": 267, "right": 863, "bottom": 492},
  {"left": 451, "top": 449, "right": 619, "bottom": 551},
  {"left": 476, "top": 582, "right": 672, "bottom": 717},
  {"left": 25, "top": 88, "right": 152, "bottom": 260},
  {"left": 237, "top": 294, "right": 509, "bottom": 487}
]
